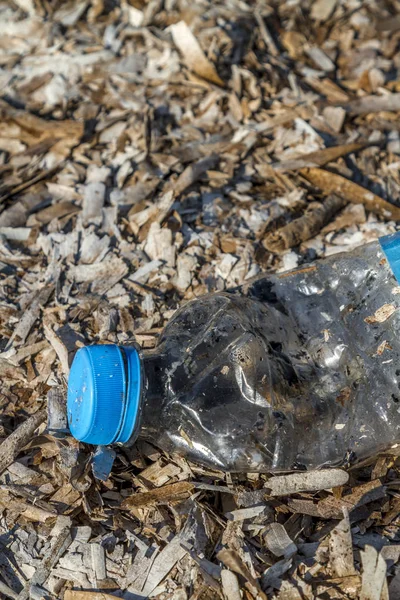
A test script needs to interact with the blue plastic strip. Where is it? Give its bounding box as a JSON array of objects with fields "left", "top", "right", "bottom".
[{"left": 380, "top": 231, "right": 400, "bottom": 284}]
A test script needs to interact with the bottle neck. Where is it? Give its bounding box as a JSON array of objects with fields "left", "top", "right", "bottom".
[{"left": 135, "top": 351, "right": 166, "bottom": 442}]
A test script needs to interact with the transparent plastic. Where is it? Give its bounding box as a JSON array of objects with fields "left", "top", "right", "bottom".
[{"left": 134, "top": 240, "right": 400, "bottom": 472}]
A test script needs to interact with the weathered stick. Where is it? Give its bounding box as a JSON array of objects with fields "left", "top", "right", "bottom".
[
  {"left": 263, "top": 194, "right": 346, "bottom": 252},
  {"left": 300, "top": 167, "right": 400, "bottom": 220}
]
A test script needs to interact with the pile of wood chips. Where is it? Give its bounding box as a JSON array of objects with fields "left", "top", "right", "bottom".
[{"left": 2, "top": 0, "right": 400, "bottom": 598}]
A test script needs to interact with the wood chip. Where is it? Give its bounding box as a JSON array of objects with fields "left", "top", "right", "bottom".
[
  {"left": 345, "top": 93, "right": 400, "bottom": 116},
  {"left": 90, "top": 543, "right": 107, "bottom": 584},
  {"left": 266, "top": 469, "right": 349, "bottom": 497},
  {"left": 365, "top": 304, "right": 397, "bottom": 324},
  {"left": 122, "top": 481, "right": 194, "bottom": 509},
  {"left": 262, "top": 523, "right": 297, "bottom": 558},
  {"left": 171, "top": 21, "right": 224, "bottom": 87},
  {"left": 82, "top": 182, "right": 106, "bottom": 226},
  {"left": 221, "top": 569, "right": 242, "bottom": 600},
  {"left": 329, "top": 509, "right": 356, "bottom": 577},
  {"left": 311, "top": 0, "right": 337, "bottom": 21},
  {"left": 65, "top": 593, "right": 129, "bottom": 600},
  {"left": 174, "top": 155, "right": 219, "bottom": 197},
  {"left": 141, "top": 532, "right": 187, "bottom": 596},
  {"left": 360, "top": 546, "right": 389, "bottom": 600}
]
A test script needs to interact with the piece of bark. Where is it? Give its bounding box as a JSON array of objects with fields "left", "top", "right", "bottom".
[
  {"left": 0, "top": 409, "right": 46, "bottom": 476},
  {"left": 15, "top": 501, "right": 56, "bottom": 522},
  {"left": 345, "top": 93, "right": 400, "bottom": 116},
  {"left": 8, "top": 340, "right": 49, "bottom": 366},
  {"left": 92, "top": 445, "right": 116, "bottom": 481},
  {"left": 263, "top": 194, "right": 346, "bottom": 252},
  {"left": 121, "top": 481, "right": 194, "bottom": 509},
  {"left": 266, "top": 469, "right": 349, "bottom": 497},
  {"left": 272, "top": 142, "right": 365, "bottom": 172},
  {"left": 171, "top": 21, "right": 224, "bottom": 87},
  {"left": 69, "top": 256, "right": 128, "bottom": 294},
  {"left": 322, "top": 203, "right": 366, "bottom": 233},
  {"left": 143, "top": 222, "right": 176, "bottom": 267},
  {"left": 306, "top": 77, "right": 350, "bottom": 103},
  {"left": 300, "top": 167, "right": 400, "bottom": 220},
  {"left": 44, "top": 322, "right": 85, "bottom": 377},
  {"left": 126, "top": 545, "right": 159, "bottom": 592},
  {"left": 0, "top": 358, "right": 25, "bottom": 380},
  {"left": 321, "top": 480, "right": 386, "bottom": 518},
  {"left": 0, "top": 227, "right": 32, "bottom": 241}
]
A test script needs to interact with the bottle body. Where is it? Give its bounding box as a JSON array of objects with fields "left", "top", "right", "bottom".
[{"left": 137, "top": 239, "right": 400, "bottom": 471}]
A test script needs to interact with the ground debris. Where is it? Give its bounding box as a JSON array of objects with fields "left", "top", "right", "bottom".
[{"left": 1, "top": 1, "right": 400, "bottom": 598}]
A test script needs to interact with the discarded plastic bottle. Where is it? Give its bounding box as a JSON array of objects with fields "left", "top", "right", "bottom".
[{"left": 67, "top": 232, "right": 400, "bottom": 472}]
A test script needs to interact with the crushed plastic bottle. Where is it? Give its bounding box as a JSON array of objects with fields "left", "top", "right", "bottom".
[{"left": 67, "top": 232, "right": 400, "bottom": 472}]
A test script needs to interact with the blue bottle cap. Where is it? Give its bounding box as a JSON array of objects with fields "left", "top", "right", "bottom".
[
  {"left": 380, "top": 231, "right": 400, "bottom": 284},
  {"left": 67, "top": 344, "right": 141, "bottom": 445}
]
